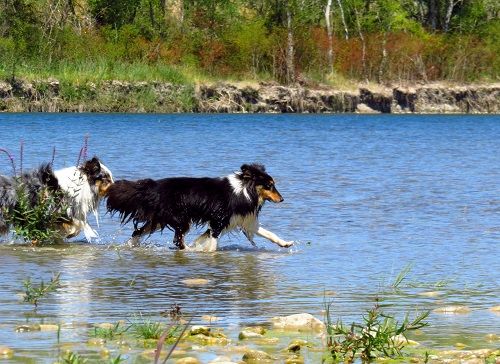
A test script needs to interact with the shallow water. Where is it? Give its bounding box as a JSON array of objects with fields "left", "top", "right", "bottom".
[{"left": 0, "top": 113, "right": 499, "bottom": 362}]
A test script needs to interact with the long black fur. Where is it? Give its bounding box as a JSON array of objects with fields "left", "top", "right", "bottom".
[{"left": 106, "top": 163, "right": 283, "bottom": 249}]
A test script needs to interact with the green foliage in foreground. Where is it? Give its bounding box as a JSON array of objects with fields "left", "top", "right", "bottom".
[
  {"left": 325, "top": 301, "right": 429, "bottom": 363},
  {"left": 6, "top": 183, "right": 66, "bottom": 245},
  {"left": 60, "top": 352, "right": 125, "bottom": 364},
  {"left": 324, "top": 264, "right": 430, "bottom": 363},
  {"left": 23, "top": 272, "right": 61, "bottom": 308},
  {"left": 128, "top": 314, "right": 165, "bottom": 340},
  {"left": 61, "top": 352, "right": 87, "bottom": 364},
  {"left": 91, "top": 323, "right": 127, "bottom": 340}
]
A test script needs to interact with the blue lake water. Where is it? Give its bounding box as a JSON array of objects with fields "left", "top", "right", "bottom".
[{"left": 0, "top": 113, "right": 499, "bottom": 361}]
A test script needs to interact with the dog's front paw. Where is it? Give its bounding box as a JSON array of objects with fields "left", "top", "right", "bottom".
[{"left": 279, "top": 240, "right": 294, "bottom": 248}]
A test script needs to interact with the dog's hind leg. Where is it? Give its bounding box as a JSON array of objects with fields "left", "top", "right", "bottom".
[
  {"left": 189, "top": 228, "right": 218, "bottom": 252},
  {"left": 126, "top": 222, "right": 153, "bottom": 247},
  {"left": 193, "top": 229, "right": 211, "bottom": 245},
  {"left": 172, "top": 223, "right": 190, "bottom": 250},
  {"left": 173, "top": 230, "right": 186, "bottom": 250}
]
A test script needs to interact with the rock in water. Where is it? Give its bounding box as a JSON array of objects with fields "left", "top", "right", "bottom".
[{"left": 270, "top": 313, "right": 325, "bottom": 332}]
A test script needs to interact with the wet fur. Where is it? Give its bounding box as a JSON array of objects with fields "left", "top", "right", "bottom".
[
  {"left": 54, "top": 157, "right": 114, "bottom": 241},
  {"left": 0, "top": 157, "right": 113, "bottom": 242},
  {"left": 106, "top": 163, "right": 292, "bottom": 250}
]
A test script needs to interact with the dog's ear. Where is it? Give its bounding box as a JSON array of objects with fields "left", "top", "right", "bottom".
[
  {"left": 40, "top": 164, "right": 59, "bottom": 190},
  {"left": 82, "top": 156, "right": 101, "bottom": 177},
  {"left": 241, "top": 163, "right": 267, "bottom": 180},
  {"left": 240, "top": 164, "right": 253, "bottom": 180}
]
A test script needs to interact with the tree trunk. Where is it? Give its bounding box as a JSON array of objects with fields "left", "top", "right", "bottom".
[
  {"left": 444, "top": 0, "right": 459, "bottom": 32},
  {"left": 148, "top": 0, "right": 156, "bottom": 28},
  {"left": 337, "top": 0, "right": 349, "bottom": 40},
  {"left": 325, "top": 0, "right": 334, "bottom": 74},
  {"left": 354, "top": 6, "right": 367, "bottom": 82},
  {"left": 428, "top": 0, "right": 438, "bottom": 30},
  {"left": 286, "top": 6, "right": 295, "bottom": 84},
  {"left": 378, "top": 32, "right": 388, "bottom": 83}
]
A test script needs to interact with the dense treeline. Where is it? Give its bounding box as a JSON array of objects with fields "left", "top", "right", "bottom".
[{"left": 0, "top": 0, "right": 498, "bottom": 85}]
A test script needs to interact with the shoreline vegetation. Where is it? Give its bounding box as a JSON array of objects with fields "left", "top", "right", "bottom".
[
  {"left": 1, "top": 0, "right": 498, "bottom": 113},
  {"left": 0, "top": 78, "right": 499, "bottom": 113}
]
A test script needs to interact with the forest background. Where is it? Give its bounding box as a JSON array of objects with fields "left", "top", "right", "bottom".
[{"left": 0, "top": 0, "right": 498, "bottom": 87}]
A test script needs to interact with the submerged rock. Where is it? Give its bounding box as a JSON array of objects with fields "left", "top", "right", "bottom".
[
  {"left": 239, "top": 330, "right": 264, "bottom": 340},
  {"left": 489, "top": 305, "right": 500, "bottom": 312},
  {"left": 391, "top": 335, "right": 420, "bottom": 346},
  {"left": 181, "top": 278, "right": 210, "bottom": 286},
  {"left": 436, "top": 349, "right": 499, "bottom": 362},
  {"left": 270, "top": 313, "right": 325, "bottom": 332},
  {"left": 87, "top": 338, "right": 106, "bottom": 346},
  {"left": 201, "top": 315, "right": 220, "bottom": 323},
  {"left": 417, "top": 291, "right": 442, "bottom": 297},
  {"left": 242, "top": 349, "right": 273, "bottom": 362},
  {"left": 189, "top": 334, "right": 229, "bottom": 346},
  {"left": 39, "top": 324, "right": 60, "bottom": 331},
  {"left": 94, "top": 322, "right": 116, "bottom": 330},
  {"left": 187, "top": 326, "right": 229, "bottom": 346},
  {"left": 239, "top": 326, "right": 266, "bottom": 340},
  {"left": 0, "top": 346, "right": 14, "bottom": 357},
  {"left": 433, "top": 305, "right": 471, "bottom": 314},
  {"left": 287, "top": 339, "right": 312, "bottom": 352},
  {"left": 15, "top": 324, "right": 41, "bottom": 332},
  {"left": 189, "top": 325, "right": 211, "bottom": 336},
  {"left": 208, "top": 356, "right": 239, "bottom": 364},
  {"left": 176, "top": 357, "right": 201, "bottom": 364},
  {"left": 285, "top": 354, "right": 305, "bottom": 364},
  {"left": 469, "top": 348, "right": 495, "bottom": 357},
  {"left": 485, "top": 333, "right": 498, "bottom": 341}
]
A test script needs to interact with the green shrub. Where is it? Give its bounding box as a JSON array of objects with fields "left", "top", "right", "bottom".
[
  {"left": 91, "top": 322, "right": 126, "bottom": 340},
  {"left": 7, "top": 182, "right": 67, "bottom": 245},
  {"left": 325, "top": 300, "right": 429, "bottom": 363}
]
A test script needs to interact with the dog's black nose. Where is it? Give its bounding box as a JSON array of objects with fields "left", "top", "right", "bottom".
[{"left": 280, "top": 197, "right": 284, "bottom": 202}]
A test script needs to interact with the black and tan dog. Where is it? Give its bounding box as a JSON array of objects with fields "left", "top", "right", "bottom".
[{"left": 106, "top": 163, "right": 293, "bottom": 251}]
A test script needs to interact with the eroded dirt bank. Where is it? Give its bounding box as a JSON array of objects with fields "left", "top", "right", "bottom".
[{"left": 0, "top": 79, "right": 498, "bottom": 113}]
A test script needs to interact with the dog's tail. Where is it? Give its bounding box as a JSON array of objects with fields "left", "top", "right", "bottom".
[{"left": 106, "top": 179, "right": 158, "bottom": 227}]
